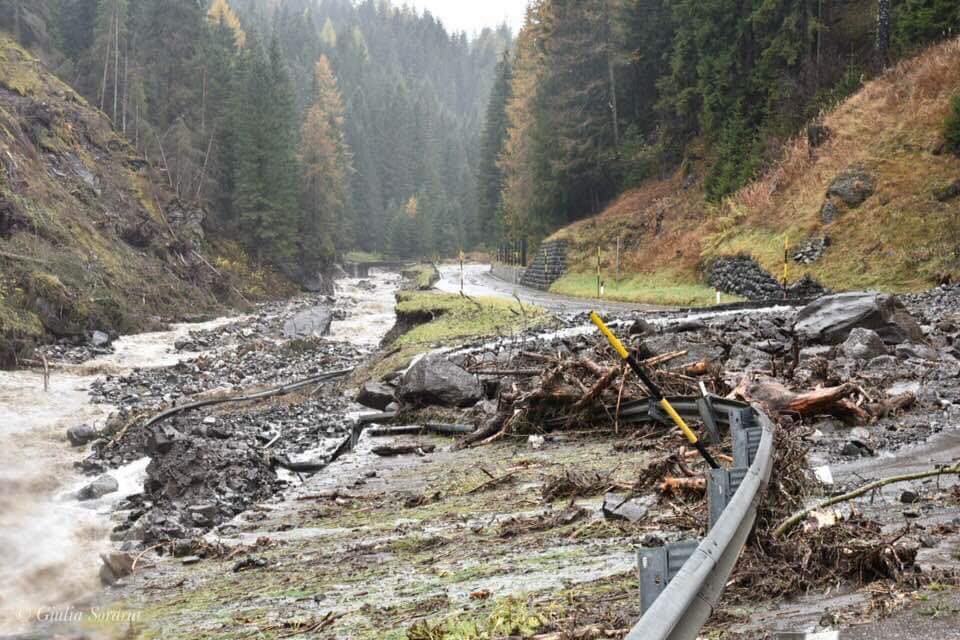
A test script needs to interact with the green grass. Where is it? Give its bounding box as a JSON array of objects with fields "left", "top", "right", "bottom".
[
  {"left": 395, "top": 291, "right": 547, "bottom": 346},
  {"left": 356, "top": 291, "right": 549, "bottom": 382},
  {"left": 402, "top": 263, "right": 441, "bottom": 290},
  {"left": 549, "top": 270, "right": 740, "bottom": 307}
]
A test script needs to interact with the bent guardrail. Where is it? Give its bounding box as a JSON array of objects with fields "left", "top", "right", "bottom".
[
  {"left": 627, "top": 403, "right": 774, "bottom": 640},
  {"left": 554, "top": 396, "right": 774, "bottom": 640}
]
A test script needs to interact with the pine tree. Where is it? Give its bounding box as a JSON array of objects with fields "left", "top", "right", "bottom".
[
  {"left": 477, "top": 50, "right": 512, "bottom": 243},
  {"left": 204, "top": 0, "right": 246, "bottom": 224},
  {"left": 299, "top": 55, "right": 353, "bottom": 270},
  {"left": 233, "top": 32, "right": 300, "bottom": 265}
]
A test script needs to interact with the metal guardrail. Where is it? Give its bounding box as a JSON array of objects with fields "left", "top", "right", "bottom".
[
  {"left": 621, "top": 398, "right": 775, "bottom": 640},
  {"left": 551, "top": 395, "right": 774, "bottom": 639}
]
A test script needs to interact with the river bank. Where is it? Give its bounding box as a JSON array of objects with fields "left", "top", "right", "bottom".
[{"left": 5, "top": 269, "right": 960, "bottom": 639}]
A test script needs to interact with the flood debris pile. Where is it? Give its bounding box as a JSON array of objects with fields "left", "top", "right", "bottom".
[
  {"left": 90, "top": 337, "right": 362, "bottom": 411},
  {"left": 74, "top": 297, "right": 370, "bottom": 547},
  {"left": 390, "top": 288, "right": 960, "bottom": 621}
]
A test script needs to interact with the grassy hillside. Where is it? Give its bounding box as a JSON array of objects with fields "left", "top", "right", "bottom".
[
  {"left": 0, "top": 36, "right": 292, "bottom": 364},
  {"left": 550, "top": 37, "right": 960, "bottom": 302}
]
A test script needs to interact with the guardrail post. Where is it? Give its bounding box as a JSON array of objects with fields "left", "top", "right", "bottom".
[
  {"left": 637, "top": 539, "right": 700, "bottom": 613},
  {"left": 730, "top": 408, "right": 762, "bottom": 468},
  {"left": 708, "top": 467, "right": 749, "bottom": 529}
]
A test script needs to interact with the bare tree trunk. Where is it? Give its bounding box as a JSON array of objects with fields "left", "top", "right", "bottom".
[
  {"left": 876, "top": 0, "right": 891, "bottom": 70},
  {"left": 195, "top": 134, "right": 214, "bottom": 203},
  {"left": 605, "top": 0, "right": 619, "bottom": 147},
  {"left": 201, "top": 66, "right": 207, "bottom": 135},
  {"left": 122, "top": 45, "right": 128, "bottom": 134},
  {"left": 99, "top": 11, "right": 114, "bottom": 113},
  {"left": 113, "top": 4, "right": 120, "bottom": 125}
]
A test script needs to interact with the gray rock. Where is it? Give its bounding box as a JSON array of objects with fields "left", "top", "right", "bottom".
[
  {"left": 90, "top": 330, "right": 111, "bottom": 348},
  {"left": 282, "top": 305, "right": 333, "bottom": 339},
  {"left": 726, "top": 343, "right": 772, "bottom": 371},
  {"left": 399, "top": 355, "right": 482, "bottom": 408},
  {"left": 827, "top": 167, "right": 875, "bottom": 207},
  {"left": 78, "top": 474, "right": 119, "bottom": 501},
  {"left": 99, "top": 552, "right": 134, "bottom": 586},
  {"left": 895, "top": 343, "right": 941, "bottom": 361},
  {"left": 602, "top": 493, "right": 653, "bottom": 523},
  {"left": 900, "top": 490, "right": 919, "bottom": 504},
  {"left": 356, "top": 381, "right": 396, "bottom": 411},
  {"left": 188, "top": 503, "right": 218, "bottom": 527},
  {"left": 841, "top": 328, "right": 888, "bottom": 360},
  {"left": 66, "top": 423, "right": 98, "bottom": 447},
  {"left": 794, "top": 292, "right": 923, "bottom": 345},
  {"left": 820, "top": 200, "right": 841, "bottom": 224},
  {"left": 867, "top": 355, "right": 898, "bottom": 370}
]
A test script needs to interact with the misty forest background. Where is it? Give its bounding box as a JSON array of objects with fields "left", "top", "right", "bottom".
[{"left": 0, "top": 0, "right": 958, "bottom": 278}]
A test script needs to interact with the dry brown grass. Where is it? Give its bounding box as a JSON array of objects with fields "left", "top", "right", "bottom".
[{"left": 543, "top": 37, "right": 960, "bottom": 294}]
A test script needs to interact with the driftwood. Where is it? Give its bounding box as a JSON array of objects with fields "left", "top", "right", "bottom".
[
  {"left": 659, "top": 475, "right": 707, "bottom": 496},
  {"left": 866, "top": 392, "right": 916, "bottom": 419},
  {"left": 677, "top": 359, "right": 710, "bottom": 376},
  {"left": 111, "top": 368, "right": 353, "bottom": 445},
  {"left": 533, "top": 627, "right": 628, "bottom": 640},
  {"left": 371, "top": 443, "right": 436, "bottom": 457},
  {"left": 571, "top": 364, "right": 622, "bottom": 412},
  {"left": 734, "top": 377, "right": 869, "bottom": 422},
  {"left": 365, "top": 423, "right": 474, "bottom": 437},
  {"left": 772, "top": 463, "right": 960, "bottom": 538}
]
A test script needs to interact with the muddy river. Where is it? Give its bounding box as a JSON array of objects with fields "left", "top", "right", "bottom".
[{"left": 0, "top": 271, "right": 399, "bottom": 635}]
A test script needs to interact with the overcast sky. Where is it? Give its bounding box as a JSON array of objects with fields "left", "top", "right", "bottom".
[{"left": 410, "top": 1, "right": 527, "bottom": 36}]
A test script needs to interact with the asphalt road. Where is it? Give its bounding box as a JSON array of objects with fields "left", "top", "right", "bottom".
[{"left": 435, "top": 263, "right": 664, "bottom": 315}]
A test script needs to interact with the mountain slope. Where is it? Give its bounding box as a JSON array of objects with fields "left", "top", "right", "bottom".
[
  {"left": 0, "top": 36, "right": 284, "bottom": 364},
  {"left": 548, "top": 37, "right": 960, "bottom": 303}
]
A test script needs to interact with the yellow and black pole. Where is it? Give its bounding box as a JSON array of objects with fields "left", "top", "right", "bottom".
[{"left": 590, "top": 311, "right": 720, "bottom": 469}]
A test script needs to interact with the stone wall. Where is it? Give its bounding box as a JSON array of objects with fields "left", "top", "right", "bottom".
[
  {"left": 491, "top": 264, "right": 527, "bottom": 284},
  {"left": 520, "top": 240, "right": 568, "bottom": 291},
  {"left": 707, "top": 255, "right": 827, "bottom": 301}
]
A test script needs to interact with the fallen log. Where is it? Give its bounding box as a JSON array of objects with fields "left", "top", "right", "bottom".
[
  {"left": 734, "top": 376, "right": 869, "bottom": 422},
  {"left": 111, "top": 368, "right": 354, "bottom": 445},
  {"left": 533, "top": 626, "right": 628, "bottom": 640},
  {"left": 659, "top": 476, "right": 707, "bottom": 496},
  {"left": 772, "top": 463, "right": 960, "bottom": 538},
  {"left": 371, "top": 443, "right": 436, "bottom": 457},
  {"left": 866, "top": 392, "right": 916, "bottom": 419},
  {"left": 366, "top": 423, "right": 475, "bottom": 437}
]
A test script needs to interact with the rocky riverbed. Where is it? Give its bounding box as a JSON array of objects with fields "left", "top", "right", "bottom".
[{"left": 7, "top": 270, "right": 960, "bottom": 639}]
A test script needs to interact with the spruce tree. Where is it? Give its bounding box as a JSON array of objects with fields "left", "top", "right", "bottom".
[{"left": 477, "top": 50, "right": 512, "bottom": 243}]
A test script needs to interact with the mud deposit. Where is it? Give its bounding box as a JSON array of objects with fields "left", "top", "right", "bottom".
[
  {"left": 9, "top": 271, "right": 960, "bottom": 640},
  {"left": 0, "top": 271, "right": 399, "bottom": 637}
]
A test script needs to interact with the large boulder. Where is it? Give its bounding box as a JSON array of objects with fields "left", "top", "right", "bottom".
[
  {"left": 356, "top": 381, "right": 397, "bottom": 411},
  {"left": 399, "top": 355, "right": 482, "bottom": 408},
  {"left": 67, "top": 423, "right": 99, "bottom": 447},
  {"left": 827, "top": 167, "right": 875, "bottom": 207},
  {"left": 77, "top": 474, "right": 119, "bottom": 501},
  {"left": 283, "top": 305, "right": 333, "bottom": 339},
  {"left": 795, "top": 292, "right": 923, "bottom": 345},
  {"left": 841, "top": 328, "right": 888, "bottom": 360}
]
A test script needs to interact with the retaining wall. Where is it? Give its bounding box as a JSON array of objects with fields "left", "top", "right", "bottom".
[
  {"left": 707, "top": 255, "right": 826, "bottom": 301},
  {"left": 520, "top": 240, "right": 568, "bottom": 291},
  {"left": 491, "top": 264, "right": 527, "bottom": 285}
]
